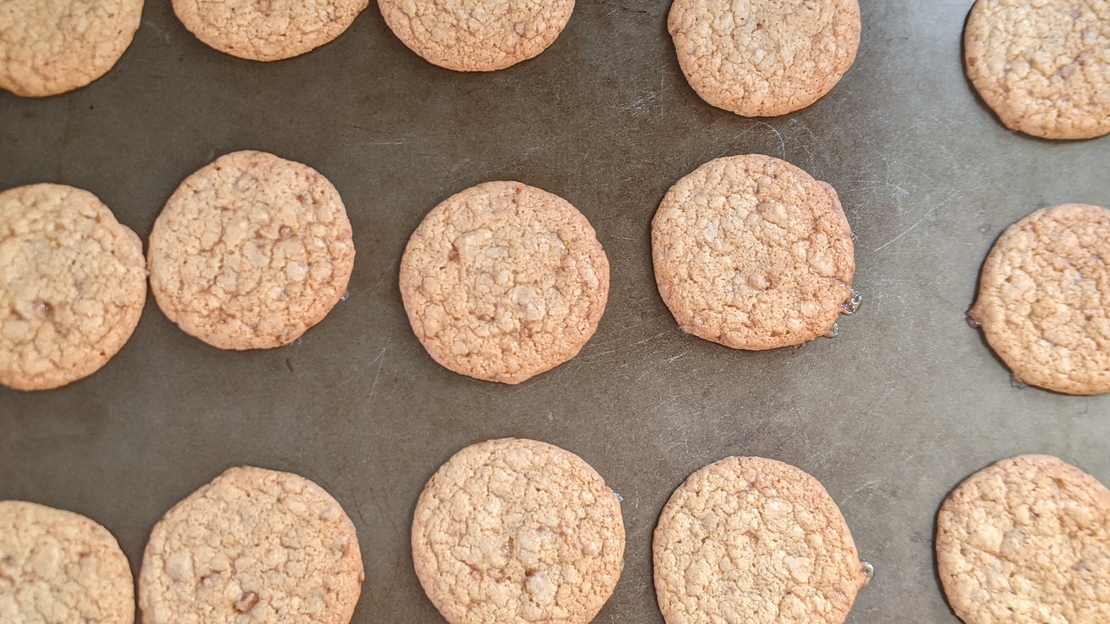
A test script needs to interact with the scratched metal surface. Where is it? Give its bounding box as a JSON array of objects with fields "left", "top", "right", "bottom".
[{"left": 2, "top": 0, "right": 1109, "bottom": 621}]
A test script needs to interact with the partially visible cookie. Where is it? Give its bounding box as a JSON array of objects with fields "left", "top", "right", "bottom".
[
  {"left": 937, "top": 455, "right": 1110, "bottom": 624},
  {"left": 668, "top": 0, "right": 861, "bottom": 117},
  {"left": 965, "top": 0, "right": 1110, "bottom": 140},
  {"left": 412, "top": 438, "right": 625, "bottom": 624},
  {"left": 399, "top": 181, "right": 609, "bottom": 384},
  {"left": 148, "top": 150, "right": 355, "bottom": 350},
  {"left": 654, "top": 456, "right": 871, "bottom": 624},
  {"left": 0, "top": 501, "right": 135, "bottom": 624},
  {"left": 139, "top": 466, "right": 364, "bottom": 624},
  {"left": 173, "top": 0, "right": 369, "bottom": 61},
  {"left": 969, "top": 204, "right": 1110, "bottom": 395},
  {"left": 0, "top": 184, "right": 146, "bottom": 391},
  {"left": 378, "top": 0, "right": 575, "bottom": 71},
  {"left": 652, "top": 154, "right": 856, "bottom": 351},
  {"left": 0, "top": 0, "right": 144, "bottom": 97}
]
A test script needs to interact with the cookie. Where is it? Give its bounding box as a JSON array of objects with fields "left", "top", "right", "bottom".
[
  {"left": 937, "top": 455, "right": 1110, "bottom": 624},
  {"left": 653, "top": 456, "right": 871, "bottom": 624},
  {"left": 968, "top": 204, "right": 1110, "bottom": 395},
  {"left": 378, "top": 0, "right": 575, "bottom": 71},
  {"left": 173, "top": 0, "right": 369, "bottom": 62},
  {"left": 668, "top": 0, "right": 861, "bottom": 117},
  {"left": 964, "top": 0, "right": 1110, "bottom": 140},
  {"left": 0, "top": 0, "right": 143, "bottom": 97},
  {"left": 148, "top": 150, "right": 355, "bottom": 350},
  {"left": 0, "top": 501, "right": 134, "bottom": 624},
  {"left": 412, "top": 438, "right": 625, "bottom": 624},
  {"left": 139, "top": 466, "right": 364, "bottom": 624},
  {"left": 0, "top": 184, "right": 146, "bottom": 391},
  {"left": 652, "top": 154, "right": 856, "bottom": 351},
  {"left": 399, "top": 181, "right": 609, "bottom": 384}
]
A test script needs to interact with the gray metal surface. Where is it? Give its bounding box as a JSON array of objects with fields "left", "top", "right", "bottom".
[{"left": 2, "top": 1, "right": 1108, "bottom": 622}]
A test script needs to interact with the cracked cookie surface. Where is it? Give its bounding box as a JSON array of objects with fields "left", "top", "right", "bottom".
[
  {"left": 965, "top": 0, "right": 1110, "bottom": 140},
  {"left": 173, "top": 0, "right": 368, "bottom": 61},
  {"left": 139, "top": 466, "right": 364, "bottom": 624},
  {"left": 937, "top": 455, "right": 1110, "bottom": 624},
  {"left": 0, "top": 0, "right": 143, "bottom": 97},
  {"left": 652, "top": 154, "right": 855, "bottom": 351},
  {"left": 399, "top": 181, "right": 608, "bottom": 384},
  {"left": 0, "top": 501, "right": 134, "bottom": 624},
  {"left": 653, "top": 456, "right": 870, "bottom": 624},
  {"left": 0, "top": 184, "right": 146, "bottom": 391},
  {"left": 412, "top": 438, "right": 625, "bottom": 624},
  {"left": 378, "top": 0, "right": 574, "bottom": 71},
  {"left": 969, "top": 204, "right": 1110, "bottom": 395},
  {"left": 668, "top": 0, "right": 860, "bottom": 117},
  {"left": 148, "top": 150, "right": 355, "bottom": 350}
]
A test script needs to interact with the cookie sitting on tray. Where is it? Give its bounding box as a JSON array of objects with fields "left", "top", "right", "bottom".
[
  {"left": 147, "top": 150, "right": 356, "bottom": 350},
  {"left": 964, "top": 0, "right": 1110, "bottom": 140},
  {"left": 400, "top": 181, "right": 609, "bottom": 384},
  {"left": 652, "top": 154, "right": 858, "bottom": 350},
  {"left": 969, "top": 203, "right": 1110, "bottom": 395}
]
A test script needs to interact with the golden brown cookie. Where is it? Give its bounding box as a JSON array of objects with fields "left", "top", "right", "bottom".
[
  {"left": 0, "top": 0, "right": 144, "bottom": 97},
  {"left": 148, "top": 150, "right": 355, "bottom": 350},
  {"left": 654, "top": 456, "right": 871, "bottom": 624},
  {"left": 0, "top": 184, "right": 146, "bottom": 391},
  {"left": 138, "top": 466, "right": 364, "bottom": 624},
  {"left": 968, "top": 204, "right": 1110, "bottom": 395},
  {"left": 652, "top": 154, "right": 856, "bottom": 351},
  {"left": 937, "top": 455, "right": 1110, "bottom": 624},
  {"left": 378, "top": 0, "right": 575, "bottom": 71},
  {"left": 412, "top": 438, "right": 625, "bottom": 624},
  {"left": 668, "top": 0, "right": 861, "bottom": 117},
  {"left": 173, "top": 0, "right": 369, "bottom": 61},
  {"left": 0, "top": 501, "right": 135, "bottom": 624},
  {"left": 399, "top": 181, "right": 609, "bottom": 384},
  {"left": 965, "top": 0, "right": 1110, "bottom": 140}
]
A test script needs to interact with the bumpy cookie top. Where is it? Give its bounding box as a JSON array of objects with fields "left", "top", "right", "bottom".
[
  {"left": 0, "top": 0, "right": 143, "bottom": 97},
  {"left": 172, "top": 0, "right": 368, "bottom": 61},
  {"left": 652, "top": 155, "right": 855, "bottom": 351},
  {"left": 0, "top": 184, "right": 146, "bottom": 391},
  {"left": 965, "top": 0, "right": 1110, "bottom": 140},
  {"left": 653, "top": 456, "right": 870, "bottom": 624},
  {"left": 969, "top": 204, "right": 1110, "bottom": 395},
  {"left": 139, "top": 466, "right": 364, "bottom": 624},
  {"left": 412, "top": 438, "right": 625, "bottom": 624},
  {"left": 0, "top": 501, "right": 135, "bottom": 624},
  {"left": 378, "top": 0, "right": 575, "bottom": 71},
  {"left": 148, "top": 151, "right": 355, "bottom": 350},
  {"left": 668, "top": 0, "right": 860, "bottom": 117},
  {"left": 937, "top": 455, "right": 1110, "bottom": 624},
  {"left": 399, "top": 181, "right": 609, "bottom": 384}
]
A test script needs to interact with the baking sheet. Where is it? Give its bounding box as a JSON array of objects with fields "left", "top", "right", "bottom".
[{"left": 2, "top": 1, "right": 1109, "bottom": 622}]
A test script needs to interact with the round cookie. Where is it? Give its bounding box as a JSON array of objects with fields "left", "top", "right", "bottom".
[
  {"left": 0, "top": 0, "right": 144, "bottom": 97},
  {"left": 173, "top": 0, "right": 369, "bottom": 62},
  {"left": 0, "top": 501, "right": 135, "bottom": 624},
  {"left": 937, "top": 455, "right": 1110, "bottom": 624},
  {"left": 964, "top": 0, "right": 1110, "bottom": 140},
  {"left": 668, "top": 0, "right": 861, "bottom": 117},
  {"left": 652, "top": 154, "right": 856, "bottom": 351},
  {"left": 139, "top": 466, "right": 364, "bottom": 624},
  {"left": 412, "top": 438, "right": 625, "bottom": 624},
  {"left": 0, "top": 184, "right": 146, "bottom": 391},
  {"left": 653, "top": 456, "right": 871, "bottom": 624},
  {"left": 968, "top": 204, "right": 1110, "bottom": 395},
  {"left": 399, "top": 181, "right": 609, "bottom": 384},
  {"left": 148, "top": 150, "right": 355, "bottom": 350},
  {"left": 378, "top": 0, "right": 575, "bottom": 71}
]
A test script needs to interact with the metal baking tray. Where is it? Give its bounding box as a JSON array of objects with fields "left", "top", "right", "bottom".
[{"left": 2, "top": 1, "right": 1108, "bottom": 622}]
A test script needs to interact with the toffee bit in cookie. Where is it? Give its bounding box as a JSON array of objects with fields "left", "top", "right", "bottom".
[
  {"left": 841, "top": 289, "right": 863, "bottom": 315},
  {"left": 860, "top": 561, "right": 875, "bottom": 583},
  {"left": 234, "top": 591, "right": 260, "bottom": 613}
]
